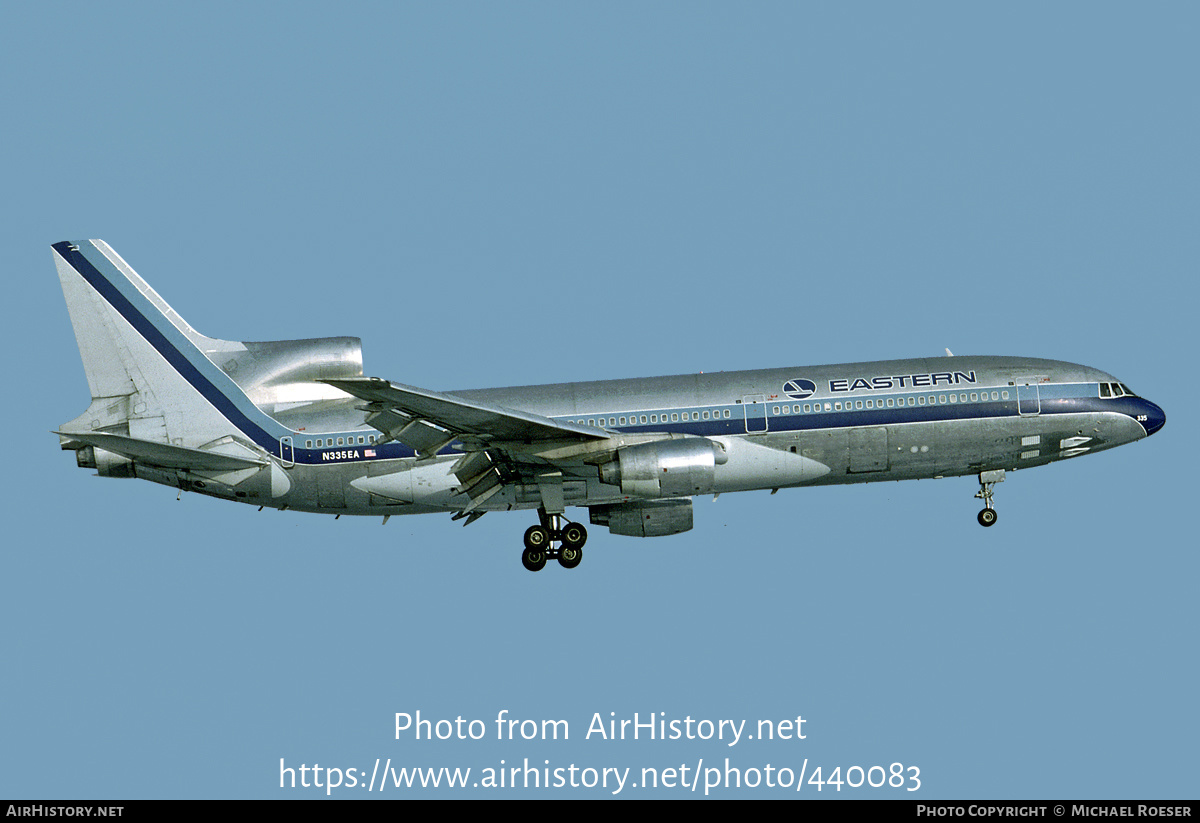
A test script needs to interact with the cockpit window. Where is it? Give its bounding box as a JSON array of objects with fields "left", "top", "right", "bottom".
[
  {"left": 1099, "top": 383, "right": 1111, "bottom": 398},
  {"left": 1119, "top": 383, "right": 1137, "bottom": 397}
]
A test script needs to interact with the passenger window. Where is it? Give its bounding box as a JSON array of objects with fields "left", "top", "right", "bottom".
[
  {"left": 918, "top": 396, "right": 926, "bottom": 406},
  {"left": 305, "top": 440, "right": 313, "bottom": 448},
  {"left": 887, "top": 398, "right": 895, "bottom": 408},
  {"left": 970, "top": 393, "right": 978, "bottom": 402},
  {"left": 1000, "top": 391, "right": 1008, "bottom": 400},
  {"left": 803, "top": 404, "right": 811, "bottom": 413},
  {"left": 855, "top": 400, "right": 863, "bottom": 410},
  {"left": 824, "top": 403, "right": 832, "bottom": 411},
  {"left": 939, "top": 395, "right": 946, "bottom": 404},
  {"left": 834, "top": 402, "right": 842, "bottom": 411},
  {"left": 702, "top": 411, "right": 710, "bottom": 420},
  {"left": 672, "top": 413, "right": 679, "bottom": 422},
  {"left": 619, "top": 417, "right": 626, "bottom": 425},
  {"left": 640, "top": 415, "right": 647, "bottom": 424}
]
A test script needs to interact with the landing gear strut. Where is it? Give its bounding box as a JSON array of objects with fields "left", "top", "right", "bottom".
[
  {"left": 521, "top": 509, "right": 587, "bottom": 571},
  {"left": 975, "top": 469, "right": 1004, "bottom": 527}
]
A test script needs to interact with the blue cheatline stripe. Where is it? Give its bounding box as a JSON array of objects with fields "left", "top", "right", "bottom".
[
  {"left": 567, "top": 393, "right": 1147, "bottom": 439},
  {"left": 54, "top": 241, "right": 289, "bottom": 453},
  {"left": 56, "top": 241, "right": 1153, "bottom": 467}
]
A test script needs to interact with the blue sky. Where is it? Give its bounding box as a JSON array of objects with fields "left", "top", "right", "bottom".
[{"left": 1, "top": 3, "right": 1195, "bottom": 798}]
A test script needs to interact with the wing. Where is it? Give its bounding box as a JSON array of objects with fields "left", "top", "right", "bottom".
[
  {"left": 324, "top": 377, "right": 617, "bottom": 518},
  {"left": 323, "top": 377, "right": 609, "bottom": 450}
]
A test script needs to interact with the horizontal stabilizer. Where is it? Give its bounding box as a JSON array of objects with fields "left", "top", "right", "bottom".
[{"left": 56, "top": 431, "right": 267, "bottom": 472}]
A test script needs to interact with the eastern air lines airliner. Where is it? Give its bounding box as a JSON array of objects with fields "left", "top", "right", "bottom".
[{"left": 52, "top": 240, "right": 1166, "bottom": 571}]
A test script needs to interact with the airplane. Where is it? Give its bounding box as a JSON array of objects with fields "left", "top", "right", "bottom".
[{"left": 52, "top": 239, "right": 1166, "bottom": 571}]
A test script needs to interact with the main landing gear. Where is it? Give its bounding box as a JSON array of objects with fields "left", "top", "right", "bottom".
[
  {"left": 521, "top": 510, "right": 588, "bottom": 572},
  {"left": 974, "top": 469, "right": 1005, "bottom": 527}
]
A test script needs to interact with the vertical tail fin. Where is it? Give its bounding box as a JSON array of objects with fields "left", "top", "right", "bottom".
[{"left": 52, "top": 240, "right": 276, "bottom": 448}]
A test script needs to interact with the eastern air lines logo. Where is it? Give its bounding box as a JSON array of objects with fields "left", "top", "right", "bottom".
[{"left": 782, "top": 379, "right": 817, "bottom": 400}]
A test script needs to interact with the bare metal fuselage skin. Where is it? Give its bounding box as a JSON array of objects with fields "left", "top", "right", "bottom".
[
  {"left": 268, "top": 358, "right": 1157, "bottom": 517},
  {"left": 52, "top": 240, "right": 1165, "bottom": 550}
]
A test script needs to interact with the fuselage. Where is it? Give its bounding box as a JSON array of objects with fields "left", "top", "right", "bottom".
[{"left": 262, "top": 355, "right": 1164, "bottom": 516}]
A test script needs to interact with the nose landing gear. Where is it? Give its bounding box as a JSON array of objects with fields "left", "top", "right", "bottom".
[
  {"left": 521, "top": 509, "right": 587, "bottom": 571},
  {"left": 975, "top": 469, "right": 1004, "bottom": 527}
]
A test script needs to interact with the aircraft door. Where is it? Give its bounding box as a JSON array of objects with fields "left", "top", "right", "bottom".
[
  {"left": 1017, "top": 384, "right": 1040, "bottom": 416},
  {"left": 280, "top": 436, "right": 295, "bottom": 467},
  {"left": 848, "top": 427, "right": 889, "bottom": 473},
  {"left": 743, "top": 395, "right": 768, "bottom": 433}
]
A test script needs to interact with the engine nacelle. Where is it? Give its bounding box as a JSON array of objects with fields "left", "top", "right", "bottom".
[
  {"left": 598, "top": 437, "right": 725, "bottom": 498},
  {"left": 75, "top": 445, "right": 135, "bottom": 478},
  {"left": 590, "top": 499, "right": 694, "bottom": 538},
  {"left": 212, "top": 336, "right": 364, "bottom": 408}
]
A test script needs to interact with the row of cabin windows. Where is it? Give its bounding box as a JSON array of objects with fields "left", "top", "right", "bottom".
[
  {"left": 305, "top": 434, "right": 378, "bottom": 448},
  {"left": 571, "top": 409, "right": 734, "bottom": 427},
  {"left": 300, "top": 388, "right": 1022, "bottom": 446},
  {"left": 774, "top": 390, "right": 1010, "bottom": 415},
  {"left": 569, "top": 390, "right": 1012, "bottom": 427}
]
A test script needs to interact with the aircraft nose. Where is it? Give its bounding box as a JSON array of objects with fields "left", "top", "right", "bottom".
[{"left": 1139, "top": 399, "right": 1166, "bottom": 436}]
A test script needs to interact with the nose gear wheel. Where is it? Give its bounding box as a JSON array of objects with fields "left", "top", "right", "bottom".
[{"left": 974, "top": 469, "right": 1004, "bottom": 528}]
